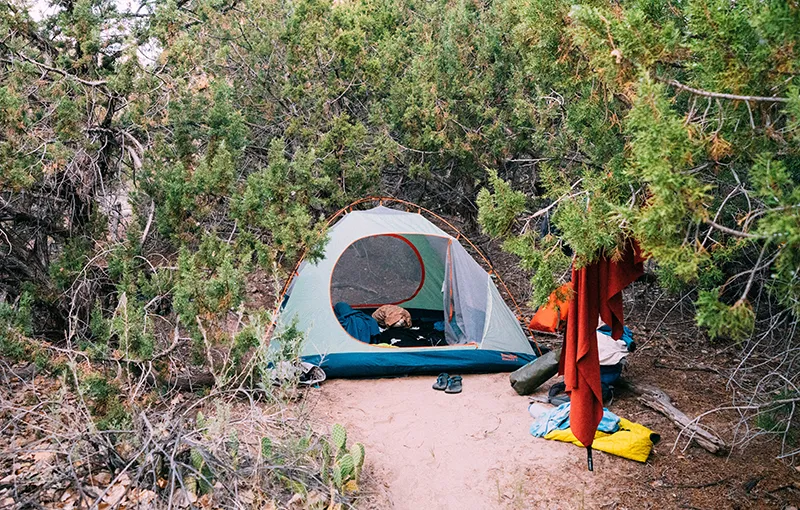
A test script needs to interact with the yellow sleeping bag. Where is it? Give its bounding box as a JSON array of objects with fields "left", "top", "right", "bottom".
[{"left": 543, "top": 418, "right": 659, "bottom": 463}]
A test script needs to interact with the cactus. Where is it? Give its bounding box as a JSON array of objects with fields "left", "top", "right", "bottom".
[
  {"left": 320, "top": 424, "right": 366, "bottom": 495},
  {"left": 350, "top": 442, "right": 365, "bottom": 472},
  {"left": 332, "top": 464, "right": 343, "bottom": 488},
  {"left": 338, "top": 453, "right": 355, "bottom": 478},
  {"left": 321, "top": 451, "right": 330, "bottom": 485},
  {"left": 320, "top": 436, "right": 330, "bottom": 459},
  {"left": 185, "top": 475, "right": 197, "bottom": 496},
  {"left": 190, "top": 448, "right": 204, "bottom": 471},
  {"left": 331, "top": 423, "right": 347, "bottom": 453},
  {"left": 228, "top": 430, "right": 240, "bottom": 469}
]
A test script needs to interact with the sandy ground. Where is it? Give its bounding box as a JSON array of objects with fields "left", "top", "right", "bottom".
[{"left": 307, "top": 373, "right": 632, "bottom": 510}]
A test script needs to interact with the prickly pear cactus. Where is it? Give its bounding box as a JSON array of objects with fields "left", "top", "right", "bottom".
[
  {"left": 190, "top": 448, "right": 204, "bottom": 471},
  {"left": 331, "top": 423, "right": 347, "bottom": 454},
  {"left": 321, "top": 451, "right": 330, "bottom": 485},
  {"left": 185, "top": 475, "right": 198, "bottom": 496},
  {"left": 350, "top": 442, "right": 365, "bottom": 471},
  {"left": 332, "top": 463, "right": 343, "bottom": 489},
  {"left": 338, "top": 453, "right": 355, "bottom": 479},
  {"left": 321, "top": 424, "right": 366, "bottom": 493},
  {"left": 261, "top": 437, "right": 272, "bottom": 458},
  {"left": 343, "top": 479, "right": 359, "bottom": 494},
  {"left": 321, "top": 436, "right": 331, "bottom": 460}
]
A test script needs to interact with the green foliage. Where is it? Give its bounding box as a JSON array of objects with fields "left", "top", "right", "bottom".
[
  {"left": 3, "top": 0, "right": 800, "bottom": 390},
  {"left": 261, "top": 437, "right": 273, "bottom": 458},
  {"left": 110, "top": 292, "right": 155, "bottom": 359},
  {"left": 173, "top": 236, "right": 247, "bottom": 344},
  {"left": 502, "top": 233, "right": 571, "bottom": 308},
  {"left": 695, "top": 290, "right": 755, "bottom": 341},
  {"left": 269, "top": 319, "right": 305, "bottom": 366},
  {"left": 626, "top": 77, "right": 710, "bottom": 281},
  {"left": 0, "top": 314, "right": 27, "bottom": 361},
  {"left": 320, "top": 423, "right": 365, "bottom": 494},
  {"left": 477, "top": 170, "right": 528, "bottom": 237},
  {"left": 89, "top": 302, "right": 110, "bottom": 345},
  {"left": 232, "top": 326, "right": 260, "bottom": 365},
  {"left": 50, "top": 237, "right": 93, "bottom": 291},
  {"left": 755, "top": 391, "right": 800, "bottom": 445},
  {"left": 230, "top": 139, "right": 331, "bottom": 264},
  {"left": 470, "top": 0, "right": 800, "bottom": 341},
  {"left": 0, "top": 287, "right": 36, "bottom": 360},
  {"left": 80, "top": 373, "right": 131, "bottom": 430}
]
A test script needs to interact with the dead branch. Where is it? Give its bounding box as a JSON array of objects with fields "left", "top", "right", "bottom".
[
  {"left": 704, "top": 219, "right": 764, "bottom": 239},
  {"left": 628, "top": 382, "right": 728, "bottom": 455},
  {"left": 14, "top": 53, "right": 109, "bottom": 88},
  {"left": 657, "top": 76, "right": 789, "bottom": 104}
]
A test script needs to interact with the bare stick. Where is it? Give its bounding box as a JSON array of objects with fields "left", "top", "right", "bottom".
[
  {"left": 657, "top": 77, "right": 789, "bottom": 104},
  {"left": 15, "top": 53, "right": 109, "bottom": 87},
  {"left": 628, "top": 382, "right": 727, "bottom": 454}
]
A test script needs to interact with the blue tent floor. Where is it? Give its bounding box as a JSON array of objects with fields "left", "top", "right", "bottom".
[{"left": 303, "top": 348, "right": 537, "bottom": 378}]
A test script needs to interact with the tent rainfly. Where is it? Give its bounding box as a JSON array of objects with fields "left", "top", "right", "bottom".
[{"left": 274, "top": 204, "right": 537, "bottom": 377}]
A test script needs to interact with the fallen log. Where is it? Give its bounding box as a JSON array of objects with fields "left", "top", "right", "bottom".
[{"left": 627, "top": 382, "right": 727, "bottom": 455}]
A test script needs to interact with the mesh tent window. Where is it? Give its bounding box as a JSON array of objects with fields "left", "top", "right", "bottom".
[{"left": 330, "top": 234, "right": 425, "bottom": 307}]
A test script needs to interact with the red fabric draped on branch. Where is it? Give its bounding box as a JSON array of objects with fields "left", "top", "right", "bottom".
[{"left": 559, "top": 241, "right": 646, "bottom": 466}]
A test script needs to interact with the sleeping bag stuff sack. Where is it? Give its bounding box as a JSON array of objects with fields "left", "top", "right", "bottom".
[
  {"left": 528, "top": 283, "right": 572, "bottom": 333},
  {"left": 510, "top": 347, "right": 561, "bottom": 395}
]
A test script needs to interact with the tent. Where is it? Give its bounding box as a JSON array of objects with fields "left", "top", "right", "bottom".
[{"left": 274, "top": 203, "right": 538, "bottom": 377}]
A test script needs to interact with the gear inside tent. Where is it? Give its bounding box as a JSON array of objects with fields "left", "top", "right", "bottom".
[{"left": 273, "top": 201, "right": 538, "bottom": 377}]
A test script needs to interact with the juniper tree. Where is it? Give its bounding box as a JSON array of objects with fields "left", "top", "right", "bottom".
[{"left": 2, "top": 0, "right": 798, "bottom": 441}]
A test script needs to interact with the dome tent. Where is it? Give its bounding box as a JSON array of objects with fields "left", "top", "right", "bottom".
[{"left": 274, "top": 201, "right": 538, "bottom": 377}]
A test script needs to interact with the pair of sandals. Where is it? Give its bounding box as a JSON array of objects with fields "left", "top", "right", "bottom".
[{"left": 432, "top": 373, "right": 462, "bottom": 394}]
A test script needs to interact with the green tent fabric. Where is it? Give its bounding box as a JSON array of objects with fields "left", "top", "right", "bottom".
[{"left": 274, "top": 205, "right": 536, "bottom": 377}]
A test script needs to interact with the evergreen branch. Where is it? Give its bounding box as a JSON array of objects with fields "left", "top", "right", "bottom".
[
  {"left": 14, "top": 53, "right": 108, "bottom": 88},
  {"left": 387, "top": 134, "right": 442, "bottom": 155},
  {"left": 657, "top": 76, "right": 789, "bottom": 104}
]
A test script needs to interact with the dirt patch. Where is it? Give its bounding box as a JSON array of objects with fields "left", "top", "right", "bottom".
[
  {"left": 308, "top": 373, "right": 635, "bottom": 509},
  {"left": 306, "top": 362, "right": 800, "bottom": 509}
]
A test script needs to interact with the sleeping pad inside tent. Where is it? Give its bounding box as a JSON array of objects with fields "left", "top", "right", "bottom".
[{"left": 273, "top": 205, "right": 537, "bottom": 377}]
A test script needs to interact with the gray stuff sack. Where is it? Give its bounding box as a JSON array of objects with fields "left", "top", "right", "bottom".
[{"left": 509, "top": 347, "right": 561, "bottom": 396}]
